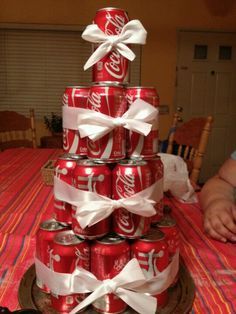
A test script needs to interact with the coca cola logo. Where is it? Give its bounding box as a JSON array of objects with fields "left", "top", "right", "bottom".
[
  {"left": 75, "top": 247, "right": 90, "bottom": 269},
  {"left": 126, "top": 93, "right": 134, "bottom": 106},
  {"left": 116, "top": 208, "right": 134, "bottom": 234},
  {"left": 48, "top": 248, "right": 60, "bottom": 271},
  {"left": 55, "top": 165, "right": 68, "bottom": 177},
  {"left": 63, "top": 128, "right": 70, "bottom": 151},
  {"left": 62, "top": 93, "right": 68, "bottom": 106},
  {"left": 136, "top": 249, "right": 164, "bottom": 278},
  {"left": 114, "top": 256, "right": 128, "bottom": 272},
  {"left": 115, "top": 167, "right": 135, "bottom": 198},
  {"left": 87, "top": 139, "right": 101, "bottom": 156},
  {"left": 104, "top": 51, "right": 126, "bottom": 79},
  {"left": 105, "top": 12, "right": 126, "bottom": 35},
  {"left": 88, "top": 92, "right": 101, "bottom": 112}
]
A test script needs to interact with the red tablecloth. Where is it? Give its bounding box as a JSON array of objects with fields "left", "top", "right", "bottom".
[{"left": 0, "top": 148, "right": 236, "bottom": 313}]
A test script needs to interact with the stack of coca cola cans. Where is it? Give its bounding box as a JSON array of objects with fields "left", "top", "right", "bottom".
[{"left": 35, "top": 7, "right": 180, "bottom": 314}]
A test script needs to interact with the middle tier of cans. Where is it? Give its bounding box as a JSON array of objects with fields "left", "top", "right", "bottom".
[
  {"left": 54, "top": 155, "right": 164, "bottom": 239},
  {"left": 63, "top": 84, "right": 160, "bottom": 161}
]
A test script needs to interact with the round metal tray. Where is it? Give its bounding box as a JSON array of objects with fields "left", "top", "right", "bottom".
[{"left": 18, "top": 260, "right": 195, "bottom": 313}]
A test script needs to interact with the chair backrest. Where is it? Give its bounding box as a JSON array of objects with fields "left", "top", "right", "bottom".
[
  {"left": 166, "top": 113, "right": 213, "bottom": 183},
  {"left": 0, "top": 109, "right": 37, "bottom": 150}
]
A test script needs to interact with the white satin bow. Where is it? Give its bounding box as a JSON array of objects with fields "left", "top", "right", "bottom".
[
  {"left": 82, "top": 19, "right": 147, "bottom": 70},
  {"left": 62, "top": 99, "right": 158, "bottom": 141},
  {"left": 54, "top": 176, "right": 163, "bottom": 228},
  {"left": 35, "top": 257, "right": 157, "bottom": 314}
]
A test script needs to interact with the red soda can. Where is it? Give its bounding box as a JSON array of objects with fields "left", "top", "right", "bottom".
[
  {"left": 62, "top": 86, "right": 90, "bottom": 156},
  {"left": 35, "top": 219, "right": 69, "bottom": 293},
  {"left": 54, "top": 153, "right": 84, "bottom": 224},
  {"left": 147, "top": 156, "right": 164, "bottom": 223},
  {"left": 156, "top": 216, "right": 180, "bottom": 259},
  {"left": 87, "top": 83, "right": 127, "bottom": 162},
  {"left": 72, "top": 160, "right": 111, "bottom": 239},
  {"left": 50, "top": 230, "right": 90, "bottom": 313},
  {"left": 126, "top": 87, "right": 159, "bottom": 159},
  {"left": 91, "top": 234, "right": 130, "bottom": 313},
  {"left": 155, "top": 216, "right": 180, "bottom": 285},
  {"left": 131, "top": 228, "right": 169, "bottom": 308},
  {"left": 112, "top": 159, "right": 152, "bottom": 238},
  {"left": 92, "top": 8, "right": 130, "bottom": 83}
]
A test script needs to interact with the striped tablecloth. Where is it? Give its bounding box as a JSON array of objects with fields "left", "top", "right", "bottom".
[{"left": 0, "top": 148, "right": 236, "bottom": 313}]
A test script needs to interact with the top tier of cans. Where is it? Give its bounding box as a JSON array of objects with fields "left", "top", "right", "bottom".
[{"left": 63, "top": 6, "right": 159, "bottom": 162}]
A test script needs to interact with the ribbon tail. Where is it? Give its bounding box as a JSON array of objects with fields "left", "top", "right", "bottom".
[
  {"left": 124, "top": 120, "right": 152, "bottom": 136},
  {"left": 116, "top": 42, "right": 136, "bottom": 61},
  {"left": 75, "top": 202, "right": 114, "bottom": 228},
  {"left": 118, "top": 288, "right": 157, "bottom": 314},
  {"left": 84, "top": 42, "right": 112, "bottom": 70}
]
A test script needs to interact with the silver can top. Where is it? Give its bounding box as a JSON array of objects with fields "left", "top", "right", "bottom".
[
  {"left": 96, "top": 233, "right": 125, "bottom": 245},
  {"left": 118, "top": 159, "right": 147, "bottom": 166},
  {"left": 40, "top": 219, "right": 66, "bottom": 231},
  {"left": 54, "top": 230, "right": 84, "bottom": 245},
  {"left": 141, "top": 228, "right": 165, "bottom": 242},
  {"left": 156, "top": 216, "right": 176, "bottom": 227},
  {"left": 58, "top": 153, "right": 84, "bottom": 161},
  {"left": 77, "top": 159, "right": 107, "bottom": 167}
]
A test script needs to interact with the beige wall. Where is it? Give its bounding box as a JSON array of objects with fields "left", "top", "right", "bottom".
[{"left": 1, "top": 0, "right": 236, "bottom": 144}]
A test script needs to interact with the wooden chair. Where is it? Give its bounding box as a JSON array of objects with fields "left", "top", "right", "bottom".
[
  {"left": 0, "top": 109, "right": 37, "bottom": 151},
  {"left": 166, "top": 112, "right": 213, "bottom": 184}
]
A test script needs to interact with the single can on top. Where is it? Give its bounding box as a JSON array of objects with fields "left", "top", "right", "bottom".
[{"left": 92, "top": 7, "right": 130, "bottom": 84}]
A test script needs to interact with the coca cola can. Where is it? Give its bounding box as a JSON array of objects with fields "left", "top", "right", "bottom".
[
  {"left": 155, "top": 216, "right": 180, "bottom": 258},
  {"left": 112, "top": 159, "right": 152, "bottom": 238},
  {"left": 131, "top": 228, "right": 169, "bottom": 308},
  {"left": 155, "top": 216, "right": 180, "bottom": 286},
  {"left": 126, "top": 86, "right": 160, "bottom": 159},
  {"left": 72, "top": 160, "right": 111, "bottom": 239},
  {"left": 87, "top": 83, "right": 127, "bottom": 162},
  {"left": 62, "top": 86, "right": 90, "bottom": 156},
  {"left": 35, "top": 219, "right": 69, "bottom": 293},
  {"left": 50, "top": 230, "right": 90, "bottom": 313},
  {"left": 91, "top": 234, "right": 130, "bottom": 313},
  {"left": 92, "top": 8, "right": 130, "bottom": 83},
  {"left": 147, "top": 156, "right": 164, "bottom": 223},
  {"left": 54, "top": 153, "right": 84, "bottom": 224}
]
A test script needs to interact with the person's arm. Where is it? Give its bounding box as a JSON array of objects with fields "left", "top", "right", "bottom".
[{"left": 200, "top": 158, "right": 236, "bottom": 242}]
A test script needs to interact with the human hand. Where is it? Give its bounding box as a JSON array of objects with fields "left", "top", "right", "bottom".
[{"left": 203, "top": 199, "right": 236, "bottom": 242}]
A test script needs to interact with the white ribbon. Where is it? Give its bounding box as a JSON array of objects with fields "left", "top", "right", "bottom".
[
  {"left": 62, "top": 99, "right": 158, "bottom": 141},
  {"left": 35, "top": 252, "right": 179, "bottom": 314},
  {"left": 54, "top": 176, "right": 163, "bottom": 228},
  {"left": 82, "top": 20, "right": 147, "bottom": 70},
  {"left": 35, "top": 257, "right": 157, "bottom": 314}
]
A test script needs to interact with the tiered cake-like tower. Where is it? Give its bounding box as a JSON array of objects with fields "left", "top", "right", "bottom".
[{"left": 35, "top": 7, "right": 179, "bottom": 314}]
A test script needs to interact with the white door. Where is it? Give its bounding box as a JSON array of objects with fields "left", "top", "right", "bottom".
[{"left": 175, "top": 31, "right": 236, "bottom": 181}]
